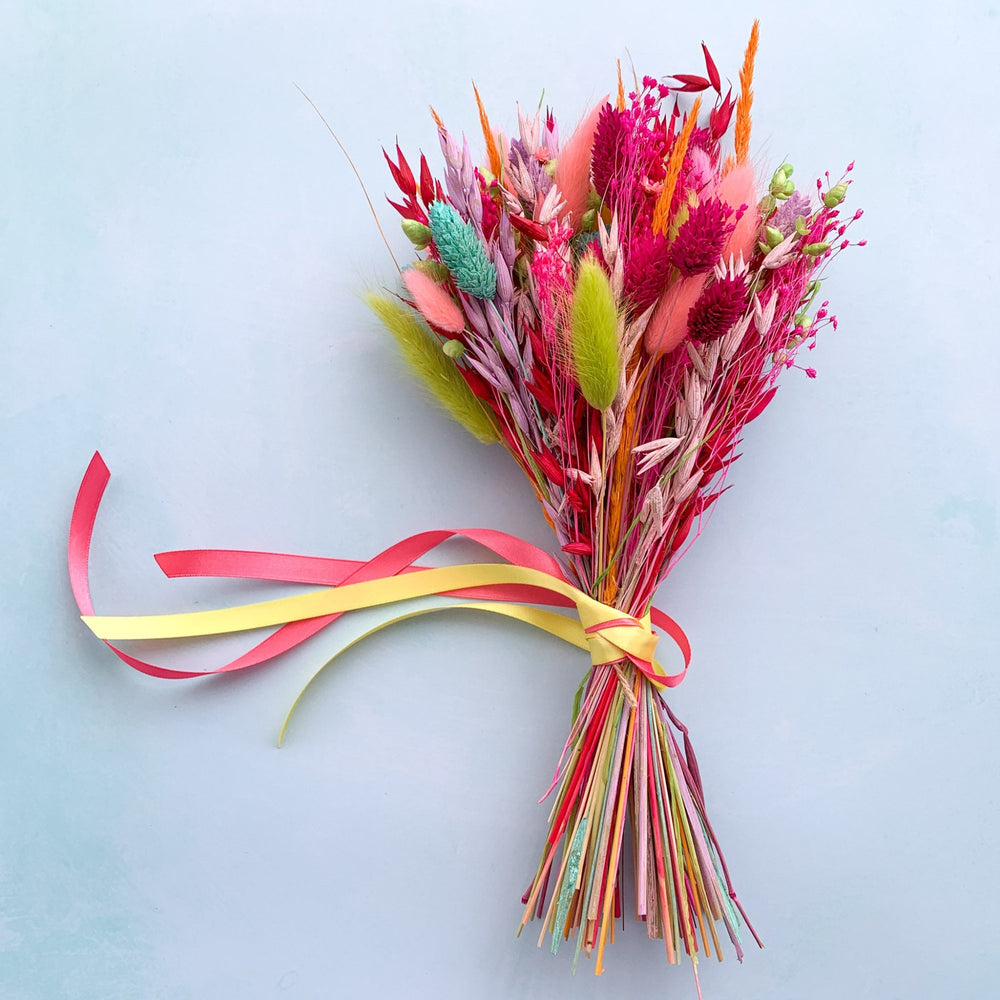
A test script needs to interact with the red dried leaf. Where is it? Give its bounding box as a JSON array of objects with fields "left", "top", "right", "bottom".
[
  {"left": 394, "top": 144, "right": 416, "bottom": 198},
  {"left": 709, "top": 88, "right": 735, "bottom": 139},
  {"left": 701, "top": 42, "right": 721, "bottom": 94},
  {"left": 458, "top": 366, "right": 492, "bottom": 401},
  {"left": 382, "top": 148, "right": 405, "bottom": 193},
  {"left": 669, "top": 73, "right": 711, "bottom": 93},
  {"left": 530, "top": 444, "right": 566, "bottom": 488},
  {"left": 669, "top": 508, "right": 695, "bottom": 553},
  {"left": 565, "top": 484, "right": 589, "bottom": 514},
  {"left": 561, "top": 541, "right": 594, "bottom": 556},
  {"left": 509, "top": 214, "right": 550, "bottom": 242},
  {"left": 744, "top": 386, "right": 779, "bottom": 422},
  {"left": 385, "top": 196, "right": 420, "bottom": 221},
  {"left": 526, "top": 375, "right": 556, "bottom": 415},
  {"left": 419, "top": 153, "right": 435, "bottom": 205}
]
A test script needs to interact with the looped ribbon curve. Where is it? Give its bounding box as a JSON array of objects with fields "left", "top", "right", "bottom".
[{"left": 69, "top": 453, "right": 690, "bottom": 693}]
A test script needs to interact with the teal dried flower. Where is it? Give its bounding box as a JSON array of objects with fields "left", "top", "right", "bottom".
[{"left": 427, "top": 200, "right": 496, "bottom": 300}]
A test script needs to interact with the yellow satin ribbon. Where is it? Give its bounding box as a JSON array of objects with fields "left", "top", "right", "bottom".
[{"left": 81, "top": 561, "right": 665, "bottom": 684}]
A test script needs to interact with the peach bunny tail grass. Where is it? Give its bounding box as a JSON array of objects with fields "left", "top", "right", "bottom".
[
  {"left": 716, "top": 163, "right": 759, "bottom": 264},
  {"left": 402, "top": 267, "right": 466, "bottom": 334},
  {"left": 644, "top": 275, "right": 708, "bottom": 355},
  {"left": 555, "top": 99, "right": 607, "bottom": 228}
]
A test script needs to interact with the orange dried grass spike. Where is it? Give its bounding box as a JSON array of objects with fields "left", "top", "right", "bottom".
[
  {"left": 616, "top": 60, "right": 626, "bottom": 111},
  {"left": 734, "top": 19, "right": 759, "bottom": 164},
  {"left": 473, "top": 83, "right": 504, "bottom": 180},
  {"left": 602, "top": 358, "right": 654, "bottom": 605},
  {"left": 651, "top": 96, "right": 701, "bottom": 236}
]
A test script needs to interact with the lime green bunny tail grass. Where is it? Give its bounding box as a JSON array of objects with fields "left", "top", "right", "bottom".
[
  {"left": 365, "top": 292, "right": 498, "bottom": 443},
  {"left": 569, "top": 259, "right": 621, "bottom": 411}
]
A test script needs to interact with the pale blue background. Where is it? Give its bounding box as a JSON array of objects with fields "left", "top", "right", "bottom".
[{"left": 2, "top": 2, "right": 997, "bottom": 998}]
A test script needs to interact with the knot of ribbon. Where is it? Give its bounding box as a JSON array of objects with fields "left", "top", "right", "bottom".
[{"left": 68, "top": 454, "right": 690, "bottom": 705}]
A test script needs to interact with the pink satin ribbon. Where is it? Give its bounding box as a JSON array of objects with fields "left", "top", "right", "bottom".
[{"left": 69, "top": 452, "right": 690, "bottom": 686}]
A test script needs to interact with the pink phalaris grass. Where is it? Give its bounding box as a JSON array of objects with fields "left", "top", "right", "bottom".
[
  {"left": 670, "top": 197, "right": 734, "bottom": 275},
  {"left": 687, "top": 273, "right": 747, "bottom": 342}
]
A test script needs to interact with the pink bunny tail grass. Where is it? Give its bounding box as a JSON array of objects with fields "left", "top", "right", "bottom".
[
  {"left": 716, "top": 164, "right": 759, "bottom": 265},
  {"left": 644, "top": 275, "right": 708, "bottom": 356},
  {"left": 402, "top": 267, "right": 466, "bottom": 333},
  {"left": 555, "top": 99, "right": 607, "bottom": 228}
]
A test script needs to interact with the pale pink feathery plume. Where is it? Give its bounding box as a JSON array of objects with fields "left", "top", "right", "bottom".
[
  {"left": 555, "top": 98, "right": 607, "bottom": 226},
  {"left": 401, "top": 267, "right": 466, "bottom": 334},
  {"left": 716, "top": 163, "right": 759, "bottom": 264},
  {"left": 644, "top": 274, "right": 708, "bottom": 355}
]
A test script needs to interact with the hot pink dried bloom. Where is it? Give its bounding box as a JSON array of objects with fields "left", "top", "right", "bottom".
[
  {"left": 687, "top": 275, "right": 746, "bottom": 342},
  {"left": 624, "top": 228, "right": 672, "bottom": 314},
  {"left": 670, "top": 198, "right": 733, "bottom": 276},
  {"left": 590, "top": 103, "right": 629, "bottom": 204}
]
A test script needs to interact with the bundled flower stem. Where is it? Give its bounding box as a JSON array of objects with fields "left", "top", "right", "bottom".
[{"left": 369, "top": 24, "right": 862, "bottom": 978}]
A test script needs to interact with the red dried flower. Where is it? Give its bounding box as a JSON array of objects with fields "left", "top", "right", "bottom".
[
  {"left": 687, "top": 274, "right": 746, "bottom": 342},
  {"left": 624, "top": 229, "right": 673, "bottom": 314},
  {"left": 670, "top": 198, "right": 733, "bottom": 276},
  {"left": 591, "top": 103, "right": 629, "bottom": 204}
]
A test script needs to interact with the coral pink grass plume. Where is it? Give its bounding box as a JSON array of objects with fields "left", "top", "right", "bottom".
[
  {"left": 402, "top": 267, "right": 466, "bottom": 333},
  {"left": 369, "top": 22, "right": 862, "bottom": 981}
]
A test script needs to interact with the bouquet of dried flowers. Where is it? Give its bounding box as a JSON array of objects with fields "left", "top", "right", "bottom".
[{"left": 364, "top": 22, "right": 862, "bottom": 979}]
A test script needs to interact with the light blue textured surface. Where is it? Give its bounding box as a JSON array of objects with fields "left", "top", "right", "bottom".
[{"left": 2, "top": 3, "right": 997, "bottom": 998}]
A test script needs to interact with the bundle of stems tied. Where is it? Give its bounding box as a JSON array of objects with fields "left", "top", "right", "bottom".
[{"left": 365, "top": 23, "right": 861, "bottom": 979}]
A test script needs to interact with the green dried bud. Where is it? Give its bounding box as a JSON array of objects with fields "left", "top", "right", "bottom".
[
  {"left": 795, "top": 216, "right": 809, "bottom": 237},
  {"left": 803, "top": 242, "right": 831, "bottom": 256},
  {"left": 586, "top": 189, "right": 603, "bottom": 211},
  {"left": 823, "top": 182, "right": 849, "bottom": 208},
  {"left": 401, "top": 219, "right": 432, "bottom": 248},
  {"left": 581, "top": 208, "right": 598, "bottom": 231},
  {"left": 443, "top": 339, "right": 465, "bottom": 359},
  {"left": 544, "top": 160, "right": 558, "bottom": 179},
  {"left": 765, "top": 226, "right": 785, "bottom": 248}
]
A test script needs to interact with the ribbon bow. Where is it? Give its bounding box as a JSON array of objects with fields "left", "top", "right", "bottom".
[{"left": 69, "top": 454, "right": 690, "bottom": 716}]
